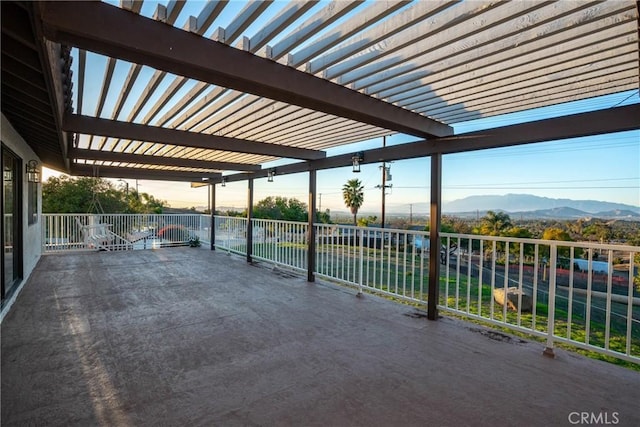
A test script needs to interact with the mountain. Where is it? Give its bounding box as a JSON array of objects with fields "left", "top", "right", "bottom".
[
  {"left": 444, "top": 194, "right": 640, "bottom": 215},
  {"left": 514, "top": 207, "right": 590, "bottom": 219}
]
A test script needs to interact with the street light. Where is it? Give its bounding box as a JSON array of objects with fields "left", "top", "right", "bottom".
[{"left": 117, "top": 179, "right": 129, "bottom": 196}]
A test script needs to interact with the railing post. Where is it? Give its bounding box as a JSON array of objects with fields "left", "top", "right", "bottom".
[
  {"left": 210, "top": 183, "right": 216, "bottom": 251},
  {"left": 307, "top": 170, "right": 316, "bottom": 282},
  {"left": 358, "top": 227, "right": 364, "bottom": 295},
  {"left": 246, "top": 178, "right": 254, "bottom": 263},
  {"left": 544, "top": 243, "right": 557, "bottom": 358},
  {"left": 427, "top": 153, "right": 442, "bottom": 320}
]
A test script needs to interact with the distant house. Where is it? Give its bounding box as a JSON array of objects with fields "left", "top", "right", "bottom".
[{"left": 573, "top": 259, "right": 609, "bottom": 274}]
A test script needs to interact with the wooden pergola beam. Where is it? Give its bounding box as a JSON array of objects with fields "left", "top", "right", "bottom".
[
  {"left": 70, "top": 164, "right": 222, "bottom": 182},
  {"left": 62, "top": 113, "right": 326, "bottom": 161},
  {"left": 37, "top": 0, "right": 453, "bottom": 139},
  {"left": 69, "top": 148, "right": 261, "bottom": 172}
]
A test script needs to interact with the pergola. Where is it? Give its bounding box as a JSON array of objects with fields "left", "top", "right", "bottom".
[{"left": 2, "top": 0, "right": 639, "bottom": 318}]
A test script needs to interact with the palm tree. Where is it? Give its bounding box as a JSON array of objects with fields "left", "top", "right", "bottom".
[
  {"left": 479, "top": 210, "right": 512, "bottom": 236},
  {"left": 342, "top": 178, "right": 364, "bottom": 226}
]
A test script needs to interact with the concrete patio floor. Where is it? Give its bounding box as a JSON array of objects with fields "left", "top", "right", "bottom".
[{"left": 2, "top": 248, "right": 639, "bottom": 426}]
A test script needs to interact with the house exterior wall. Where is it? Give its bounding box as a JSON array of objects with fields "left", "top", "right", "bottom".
[{"left": 1, "top": 112, "right": 43, "bottom": 320}]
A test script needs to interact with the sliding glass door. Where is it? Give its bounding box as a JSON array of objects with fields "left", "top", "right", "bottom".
[{"left": 1, "top": 145, "right": 22, "bottom": 306}]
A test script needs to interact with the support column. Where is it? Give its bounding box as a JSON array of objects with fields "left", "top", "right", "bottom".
[
  {"left": 246, "top": 178, "right": 254, "bottom": 263},
  {"left": 307, "top": 170, "right": 317, "bottom": 282},
  {"left": 427, "top": 153, "right": 442, "bottom": 320},
  {"left": 210, "top": 183, "right": 215, "bottom": 250},
  {"left": 381, "top": 136, "right": 386, "bottom": 229}
]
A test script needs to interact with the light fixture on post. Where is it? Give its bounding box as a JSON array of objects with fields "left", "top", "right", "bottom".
[
  {"left": 351, "top": 152, "right": 364, "bottom": 173},
  {"left": 26, "top": 160, "right": 40, "bottom": 183},
  {"left": 221, "top": 176, "right": 226, "bottom": 187},
  {"left": 267, "top": 168, "right": 276, "bottom": 182}
]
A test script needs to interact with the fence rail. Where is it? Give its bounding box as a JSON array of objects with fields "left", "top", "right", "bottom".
[
  {"left": 43, "top": 213, "right": 211, "bottom": 252},
  {"left": 42, "top": 214, "right": 640, "bottom": 363}
]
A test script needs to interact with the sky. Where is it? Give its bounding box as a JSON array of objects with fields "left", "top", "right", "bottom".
[{"left": 42, "top": 1, "right": 640, "bottom": 215}]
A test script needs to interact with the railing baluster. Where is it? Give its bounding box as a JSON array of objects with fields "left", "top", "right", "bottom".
[
  {"left": 517, "top": 242, "right": 524, "bottom": 327},
  {"left": 544, "top": 243, "right": 558, "bottom": 357},
  {"left": 626, "top": 252, "right": 635, "bottom": 357},
  {"left": 567, "top": 246, "right": 574, "bottom": 340},
  {"left": 585, "top": 248, "right": 593, "bottom": 346},
  {"left": 604, "top": 250, "right": 613, "bottom": 350},
  {"left": 466, "top": 240, "right": 472, "bottom": 314},
  {"left": 477, "top": 238, "right": 483, "bottom": 317}
]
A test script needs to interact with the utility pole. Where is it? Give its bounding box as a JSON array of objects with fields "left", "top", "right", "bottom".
[
  {"left": 319, "top": 193, "right": 322, "bottom": 212},
  {"left": 381, "top": 144, "right": 386, "bottom": 229},
  {"left": 118, "top": 179, "right": 129, "bottom": 196},
  {"left": 409, "top": 203, "right": 413, "bottom": 224},
  {"left": 376, "top": 136, "right": 392, "bottom": 229}
]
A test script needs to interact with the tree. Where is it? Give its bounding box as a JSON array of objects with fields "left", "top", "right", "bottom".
[
  {"left": 357, "top": 215, "right": 377, "bottom": 227},
  {"left": 583, "top": 221, "right": 613, "bottom": 244},
  {"left": 476, "top": 210, "right": 512, "bottom": 236},
  {"left": 42, "top": 176, "right": 166, "bottom": 213},
  {"left": 316, "top": 209, "right": 332, "bottom": 224},
  {"left": 541, "top": 226, "right": 579, "bottom": 260},
  {"left": 43, "top": 176, "right": 125, "bottom": 213},
  {"left": 342, "top": 178, "right": 364, "bottom": 226},
  {"left": 253, "top": 196, "right": 308, "bottom": 221},
  {"left": 542, "top": 227, "right": 572, "bottom": 242}
]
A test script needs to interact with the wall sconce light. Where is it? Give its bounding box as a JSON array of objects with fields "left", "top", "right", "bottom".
[
  {"left": 26, "top": 159, "right": 40, "bottom": 183},
  {"left": 267, "top": 168, "right": 276, "bottom": 182},
  {"left": 351, "top": 152, "right": 364, "bottom": 173},
  {"left": 221, "top": 176, "right": 226, "bottom": 187}
]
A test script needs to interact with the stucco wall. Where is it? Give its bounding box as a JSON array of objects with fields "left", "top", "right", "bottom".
[{"left": 1, "top": 113, "right": 43, "bottom": 311}]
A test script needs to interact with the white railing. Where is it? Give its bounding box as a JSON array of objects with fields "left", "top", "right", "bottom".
[
  {"left": 251, "top": 218, "right": 308, "bottom": 271},
  {"left": 437, "top": 234, "right": 639, "bottom": 363},
  {"left": 214, "top": 217, "right": 639, "bottom": 364},
  {"left": 315, "top": 224, "right": 430, "bottom": 301},
  {"left": 214, "top": 215, "right": 248, "bottom": 255},
  {"left": 43, "top": 214, "right": 211, "bottom": 252}
]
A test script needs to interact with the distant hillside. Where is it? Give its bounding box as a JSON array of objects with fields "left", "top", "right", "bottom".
[
  {"left": 509, "top": 207, "right": 640, "bottom": 220},
  {"left": 515, "top": 207, "right": 590, "bottom": 219},
  {"left": 594, "top": 209, "right": 640, "bottom": 218},
  {"left": 444, "top": 194, "right": 640, "bottom": 214}
]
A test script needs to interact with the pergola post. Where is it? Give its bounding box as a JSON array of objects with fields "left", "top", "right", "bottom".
[
  {"left": 427, "top": 153, "right": 442, "bottom": 320},
  {"left": 246, "top": 178, "right": 254, "bottom": 263},
  {"left": 210, "top": 183, "right": 215, "bottom": 251},
  {"left": 307, "top": 170, "right": 317, "bottom": 282}
]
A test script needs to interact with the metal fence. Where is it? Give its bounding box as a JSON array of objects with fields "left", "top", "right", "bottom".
[{"left": 42, "top": 213, "right": 211, "bottom": 252}]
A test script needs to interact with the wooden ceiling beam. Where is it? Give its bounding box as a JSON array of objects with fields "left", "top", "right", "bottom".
[
  {"left": 69, "top": 148, "right": 261, "bottom": 171},
  {"left": 62, "top": 113, "right": 326, "bottom": 161},
  {"left": 37, "top": 0, "right": 453, "bottom": 139}
]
